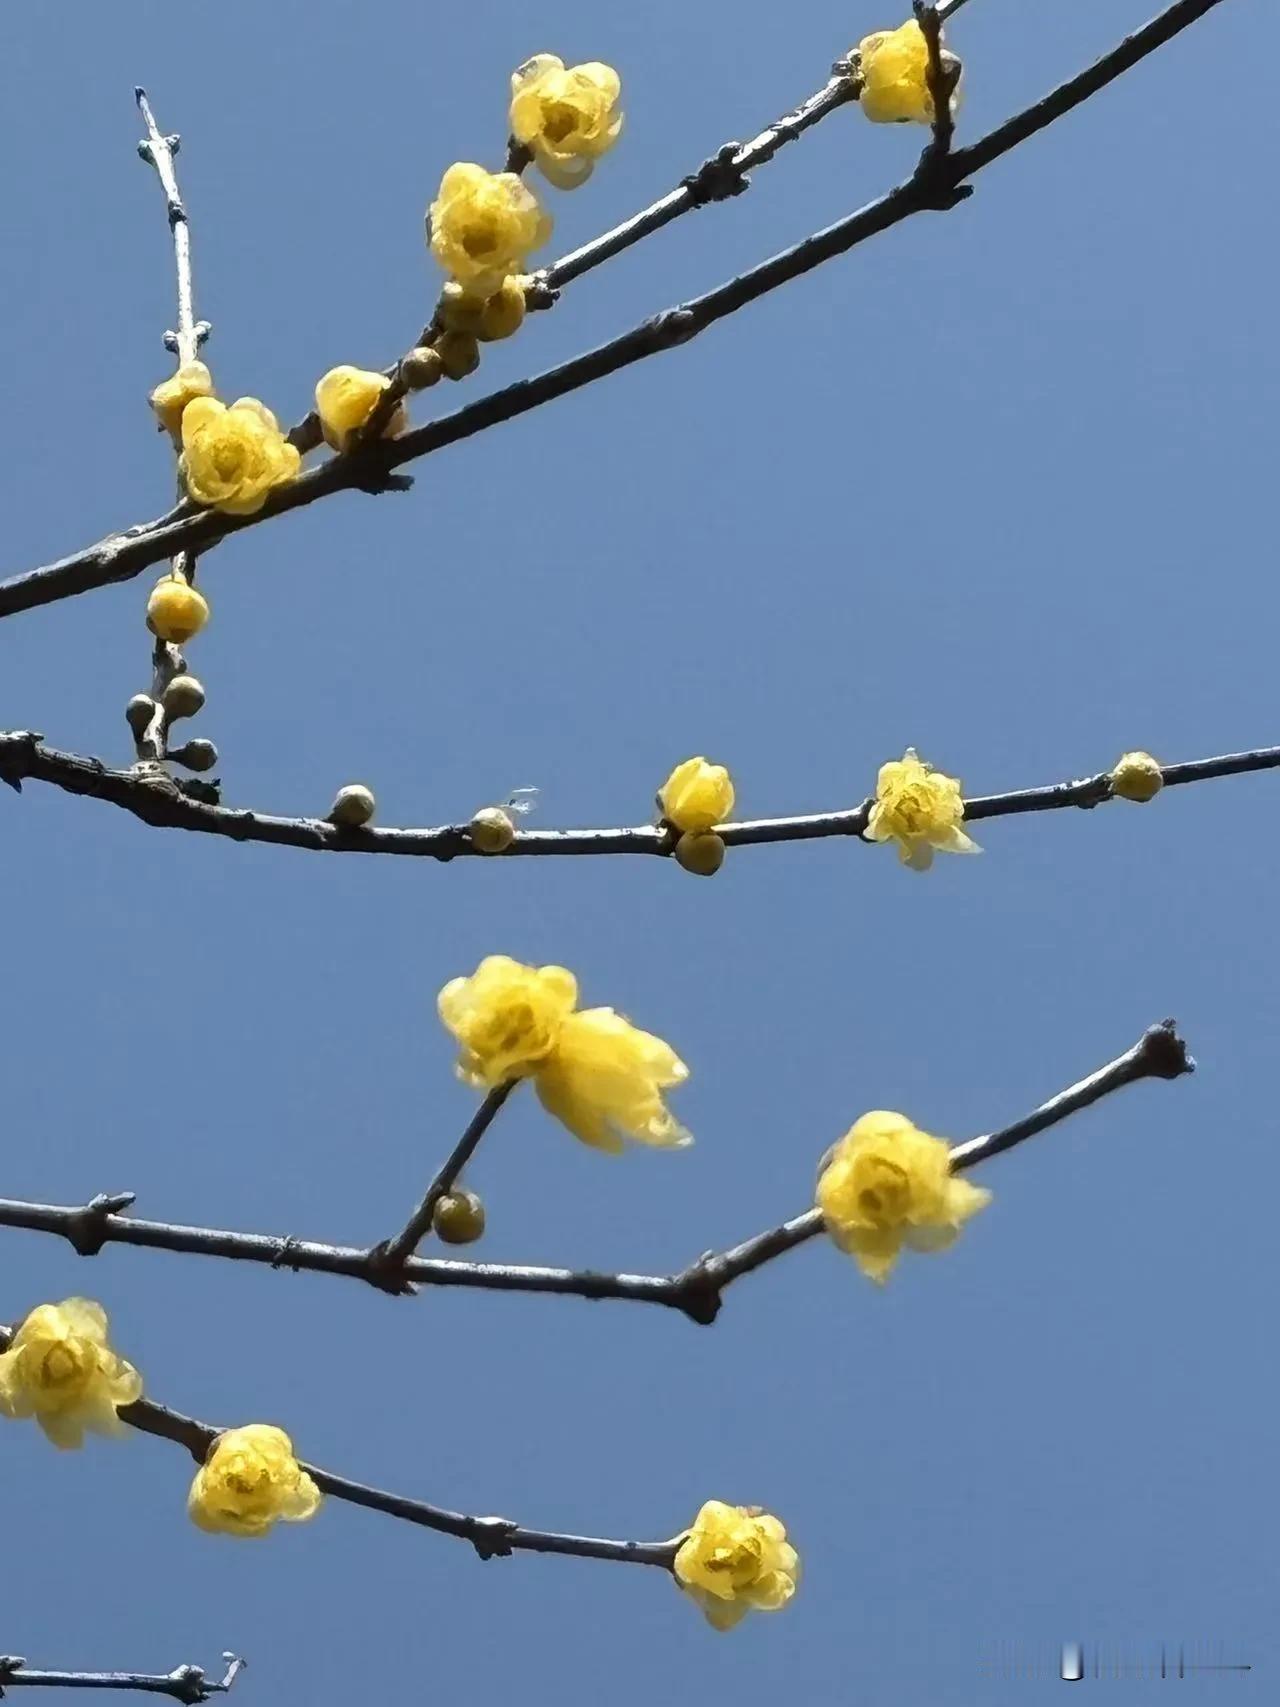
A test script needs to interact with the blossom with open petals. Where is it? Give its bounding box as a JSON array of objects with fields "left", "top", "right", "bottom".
[
  {"left": 188, "top": 1424, "right": 321, "bottom": 1538},
  {"left": 180, "top": 396, "right": 300, "bottom": 515},
  {"left": 314, "top": 365, "right": 405, "bottom": 452},
  {"left": 857, "top": 20, "right": 960, "bottom": 125},
  {"left": 428, "top": 164, "right": 551, "bottom": 296},
  {"left": 510, "top": 55, "right": 623, "bottom": 189},
  {"left": 674, "top": 1501, "right": 799, "bottom": 1631},
  {"left": 865, "top": 747, "right": 979, "bottom": 871},
  {"left": 817, "top": 1111, "right": 990, "bottom": 1283},
  {"left": 658, "top": 757, "right": 735, "bottom": 834},
  {"left": 150, "top": 360, "right": 214, "bottom": 440},
  {"left": 0, "top": 1299, "right": 141, "bottom": 1449}
]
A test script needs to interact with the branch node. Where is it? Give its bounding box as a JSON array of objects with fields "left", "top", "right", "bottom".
[
  {"left": 165, "top": 1667, "right": 210, "bottom": 1706},
  {"left": 0, "top": 1658, "right": 26, "bottom": 1699},
  {"left": 1140, "top": 1019, "right": 1195, "bottom": 1079},
  {"left": 360, "top": 1242, "right": 420, "bottom": 1296},
  {"left": 683, "top": 142, "right": 750, "bottom": 205},
  {"left": 470, "top": 1516, "right": 517, "bottom": 1560},
  {"left": 65, "top": 1191, "right": 137, "bottom": 1256},
  {"left": 671, "top": 1255, "right": 724, "bottom": 1325}
]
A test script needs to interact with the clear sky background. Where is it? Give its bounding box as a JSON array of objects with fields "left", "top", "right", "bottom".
[{"left": 0, "top": 1, "right": 1275, "bottom": 1701}]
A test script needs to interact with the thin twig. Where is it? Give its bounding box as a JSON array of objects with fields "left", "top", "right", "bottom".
[
  {"left": 0, "top": 730, "right": 1273, "bottom": 861},
  {"left": 914, "top": 3, "right": 956, "bottom": 161},
  {"left": 0, "top": 0, "right": 1229, "bottom": 621},
  {"left": 0, "top": 1024, "right": 1192, "bottom": 1325},
  {"left": 0, "top": 1658, "right": 242, "bottom": 1706}
]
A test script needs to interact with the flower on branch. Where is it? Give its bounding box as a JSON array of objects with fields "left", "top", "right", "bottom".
[
  {"left": 865, "top": 747, "right": 978, "bottom": 871},
  {"left": 0, "top": 1298, "right": 142, "bottom": 1450},
  {"left": 149, "top": 360, "right": 214, "bottom": 440},
  {"left": 428, "top": 164, "right": 551, "bottom": 297},
  {"left": 1110, "top": 750, "right": 1164, "bottom": 803},
  {"left": 510, "top": 55, "right": 624, "bottom": 189},
  {"left": 188, "top": 1424, "right": 322, "bottom": 1538},
  {"left": 179, "top": 396, "right": 301, "bottom": 515},
  {"left": 673, "top": 1501, "right": 799, "bottom": 1632},
  {"left": 314, "top": 366, "right": 406, "bottom": 453},
  {"left": 147, "top": 575, "right": 209, "bottom": 644},
  {"left": 438, "top": 955, "right": 690, "bottom": 1152},
  {"left": 816, "top": 1111, "right": 990, "bottom": 1283},
  {"left": 658, "top": 756, "right": 735, "bottom": 834},
  {"left": 857, "top": 20, "right": 961, "bottom": 125}
]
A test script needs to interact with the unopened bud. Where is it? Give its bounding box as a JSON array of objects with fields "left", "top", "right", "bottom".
[
  {"left": 469, "top": 806, "right": 516, "bottom": 854},
  {"left": 162, "top": 674, "right": 206, "bottom": 720},
  {"left": 1110, "top": 750, "right": 1164, "bottom": 804},
  {"left": 437, "top": 282, "right": 487, "bottom": 336},
  {"left": 432, "top": 1189, "right": 486, "bottom": 1245},
  {"left": 477, "top": 278, "right": 526, "bottom": 343},
  {"left": 436, "top": 330, "right": 480, "bottom": 381},
  {"left": 674, "top": 830, "right": 726, "bottom": 876},
  {"left": 329, "top": 783, "right": 376, "bottom": 827},
  {"left": 126, "top": 694, "right": 157, "bottom": 740},
  {"left": 399, "top": 346, "right": 445, "bottom": 390},
  {"left": 170, "top": 738, "right": 218, "bottom": 772}
]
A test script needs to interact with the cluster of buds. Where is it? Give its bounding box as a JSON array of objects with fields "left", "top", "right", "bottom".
[{"left": 126, "top": 574, "right": 215, "bottom": 778}]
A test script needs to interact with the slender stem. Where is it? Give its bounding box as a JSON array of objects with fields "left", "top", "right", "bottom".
[
  {"left": 0, "top": 1659, "right": 242, "bottom": 1706},
  {"left": 0, "top": 1024, "right": 1191, "bottom": 1325},
  {"left": 1, "top": 730, "right": 1273, "bottom": 861},
  {"left": 0, "top": 0, "right": 1229, "bottom": 622},
  {"left": 915, "top": 3, "right": 956, "bottom": 160},
  {"left": 372, "top": 1081, "right": 515, "bottom": 1270}
]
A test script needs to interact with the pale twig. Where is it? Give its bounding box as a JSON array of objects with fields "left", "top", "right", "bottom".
[
  {"left": 0, "top": 1024, "right": 1191, "bottom": 1325},
  {"left": 0, "top": 1658, "right": 242, "bottom": 1706},
  {"left": 0, "top": 0, "right": 1229, "bottom": 621},
  {"left": 0, "top": 730, "right": 1273, "bottom": 862}
]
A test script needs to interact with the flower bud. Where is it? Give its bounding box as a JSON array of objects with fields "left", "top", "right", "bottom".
[
  {"left": 1110, "top": 750, "right": 1164, "bottom": 803},
  {"left": 399, "top": 346, "right": 445, "bottom": 390},
  {"left": 328, "top": 783, "right": 376, "bottom": 827},
  {"left": 674, "top": 830, "right": 725, "bottom": 877},
  {"left": 469, "top": 806, "right": 516, "bottom": 854},
  {"left": 126, "top": 694, "right": 157, "bottom": 740},
  {"left": 437, "top": 282, "right": 487, "bottom": 335},
  {"left": 170, "top": 738, "right": 218, "bottom": 772},
  {"left": 477, "top": 278, "right": 527, "bottom": 342},
  {"left": 147, "top": 578, "right": 209, "bottom": 645},
  {"left": 162, "top": 674, "right": 206, "bottom": 720},
  {"left": 436, "top": 330, "right": 481, "bottom": 380},
  {"left": 432, "top": 1189, "right": 486, "bottom": 1245}
]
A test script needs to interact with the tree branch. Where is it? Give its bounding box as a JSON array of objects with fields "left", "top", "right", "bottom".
[
  {"left": 1, "top": 729, "right": 1274, "bottom": 862},
  {"left": 0, "top": 1023, "right": 1191, "bottom": 1326},
  {"left": 0, "top": 0, "right": 1228, "bottom": 621},
  {"left": 0, "top": 1659, "right": 242, "bottom": 1706}
]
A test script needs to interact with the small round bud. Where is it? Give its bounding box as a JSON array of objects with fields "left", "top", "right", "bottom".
[
  {"left": 477, "top": 278, "right": 526, "bottom": 343},
  {"left": 147, "top": 577, "right": 209, "bottom": 644},
  {"left": 126, "top": 694, "right": 157, "bottom": 740},
  {"left": 399, "top": 346, "right": 445, "bottom": 390},
  {"left": 437, "top": 282, "right": 487, "bottom": 336},
  {"left": 1110, "top": 750, "right": 1164, "bottom": 803},
  {"left": 170, "top": 738, "right": 218, "bottom": 772},
  {"left": 469, "top": 806, "right": 516, "bottom": 854},
  {"left": 162, "top": 674, "right": 206, "bottom": 720},
  {"left": 674, "top": 830, "right": 726, "bottom": 876},
  {"left": 432, "top": 1189, "right": 486, "bottom": 1245},
  {"left": 436, "top": 330, "right": 481, "bottom": 381},
  {"left": 328, "top": 783, "right": 377, "bottom": 828}
]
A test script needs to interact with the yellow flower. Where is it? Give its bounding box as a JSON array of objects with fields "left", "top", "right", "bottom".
[
  {"left": 314, "top": 365, "right": 405, "bottom": 453},
  {"left": 674, "top": 1501, "right": 799, "bottom": 1632},
  {"left": 510, "top": 55, "right": 623, "bottom": 189},
  {"left": 865, "top": 747, "right": 979, "bottom": 871},
  {"left": 438, "top": 956, "right": 690, "bottom": 1150},
  {"left": 0, "top": 1299, "right": 141, "bottom": 1449},
  {"left": 857, "top": 21, "right": 959, "bottom": 125},
  {"left": 1111, "top": 750, "right": 1164, "bottom": 803},
  {"left": 150, "top": 360, "right": 214, "bottom": 440},
  {"left": 188, "top": 1424, "right": 321, "bottom": 1538},
  {"left": 428, "top": 163, "right": 552, "bottom": 296},
  {"left": 817, "top": 1111, "right": 990, "bottom": 1283},
  {"left": 146, "top": 576, "right": 209, "bottom": 644},
  {"left": 658, "top": 757, "right": 735, "bottom": 834},
  {"left": 180, "top": 396, "right": 301, "bottom": 515}
]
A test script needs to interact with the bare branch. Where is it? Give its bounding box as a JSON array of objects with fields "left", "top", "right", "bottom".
[
  {"left": 0, "top": 1024, "right": 1191, "bottom": 1325},
  {"left": 0, "top": 1657, "right": 242, "bottom": 1706},
  {"left": 0, "top": 0, "right": 1228, "bottom": 621},
  {"left": 1, "top": 729, "right": 1274, "bottom": 862}
]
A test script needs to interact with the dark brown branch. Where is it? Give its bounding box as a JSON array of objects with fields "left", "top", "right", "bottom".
[
  {"left": 0, "top": 1658, "right": 241, "bottom": 1706},
  {"left": 0, "top": 1023, "right": 1191, "bottom": 1326},
  {"left": 1, "top": 729, "right": 1274, "bottom": 862},
  {"left": 0, "top": 0, "right": 1227, "bottom": 621}
]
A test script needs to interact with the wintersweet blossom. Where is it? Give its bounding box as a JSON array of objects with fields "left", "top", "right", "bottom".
[
  {"left": 509, "top": 55, "right": 623, "bottom": 189},
  {"left": 0, "top": 1299, "right": 141, "bottom": 1449},
  {"left": 149, "top": 360, "right": 214, "bottom": 440},
  {"left": 1110, "top": 750, "right": 1164, "bottom": 803},
  {"left": 188, "top": 1424, "right": 321, "bottom": 1538},
  {"left": 673, "top": 1501, "right": 799, "bottom": 1632},
  {"left": 658, "top": 757, "right": 735, "bottom": 834},
  {"left": 428, "top": 164, "right": 551, "bottom": 296},
  {"left": 180, "top": 396, "right": 301, "bottom": 515},
  {"left": 816, "top": 1111, "right": 991, "bottom": 1283},
  {"left": 857, "top": 20, "right": 960, "bottom": 125},
  {"left": 146, "top": 576, "right": 209, "bottom": 644},
  {"left": 438, "top": 955, "right": 690, "bottom": 1151},
  {"left": 865, "top": 747, "right": 979, "bottom": 871},
  {"left": 314, "top": 365, "right": 405, "bottom": 452}
]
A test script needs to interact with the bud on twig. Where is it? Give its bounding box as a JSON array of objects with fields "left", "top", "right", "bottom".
[
  {"left": 169, "top": 738, "right": 218, "bottom": 772},
  {"left": 328, "top": 783, "right": 377, "bottom": 827}
]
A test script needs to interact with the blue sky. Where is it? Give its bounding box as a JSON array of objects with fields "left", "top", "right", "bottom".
[{"left": 0, "top": 1, "right": 1275, "bottom": 1702}]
